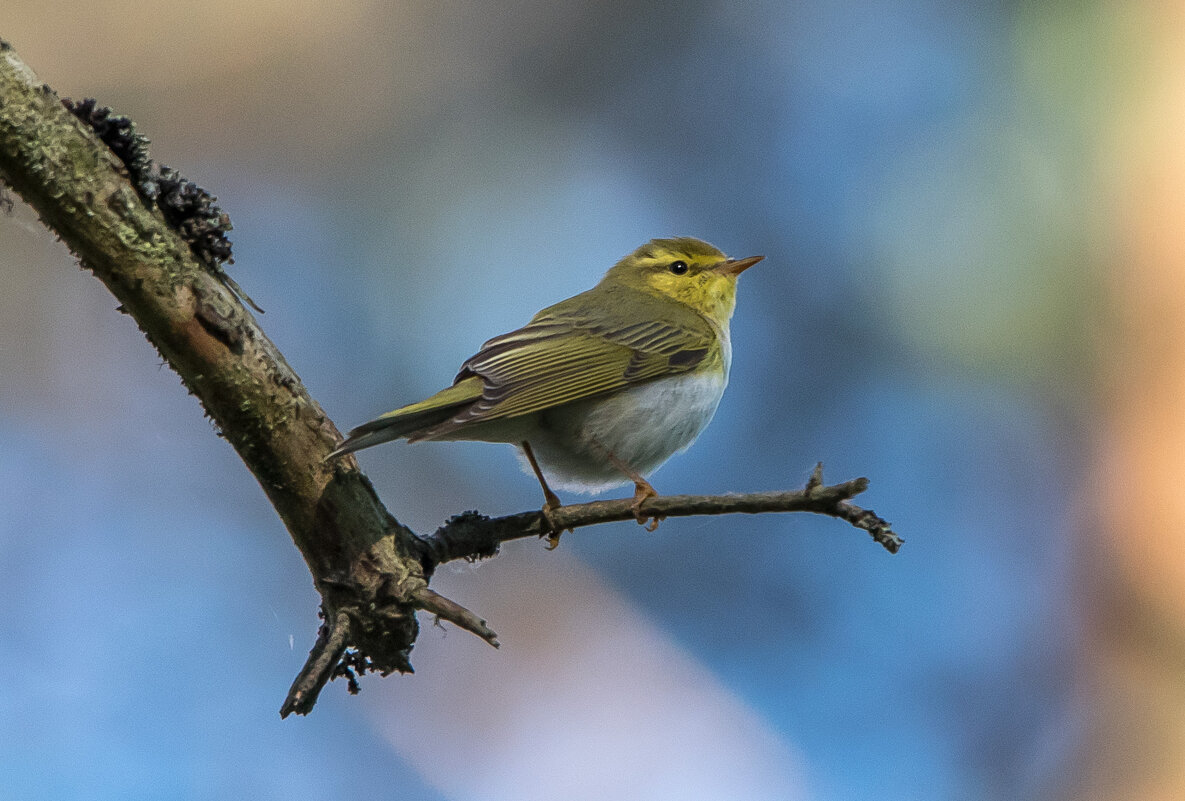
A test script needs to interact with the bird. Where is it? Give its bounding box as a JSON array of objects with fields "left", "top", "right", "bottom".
[{"left": 328, "top": 237, "right": 762, "bottom": 545}]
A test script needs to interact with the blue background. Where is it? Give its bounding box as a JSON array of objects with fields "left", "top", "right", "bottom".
[{"left": 1, "top": 2, "right": 1121, "bottom": 799}]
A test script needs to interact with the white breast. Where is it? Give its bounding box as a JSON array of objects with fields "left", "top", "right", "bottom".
[
  {"left": 528, "top": 366, "right": 729, "bottom": 493},
  {"left": 590, "top": 369, "right": 728, "bottom": 459}
]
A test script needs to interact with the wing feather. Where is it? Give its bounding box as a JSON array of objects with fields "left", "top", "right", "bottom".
[{"left": 424, "top": 295, "right": 718, "bottom": 435}]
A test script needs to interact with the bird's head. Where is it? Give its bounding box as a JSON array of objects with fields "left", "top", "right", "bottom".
[{"left": 600, "top": 237, "right": 763, "bottom": 324}]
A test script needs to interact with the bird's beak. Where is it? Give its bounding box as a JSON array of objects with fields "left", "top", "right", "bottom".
[{"left": 716, "top": 255, "right": 764, "bottom": 276}]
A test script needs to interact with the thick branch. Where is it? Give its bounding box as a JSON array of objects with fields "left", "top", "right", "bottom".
[{"left": 0, "top": 39, "right": 433, "bottom": 714}]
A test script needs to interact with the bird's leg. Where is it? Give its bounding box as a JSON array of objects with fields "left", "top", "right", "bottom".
[
  {"left": 521, "top": 441, "right": 565, "bottom": 549},
  {"left": 521, "top": 440, "right": 562, "bottom": 510},
  {"left": 597, "top": 447, "right": 662, "bottom": 531}
]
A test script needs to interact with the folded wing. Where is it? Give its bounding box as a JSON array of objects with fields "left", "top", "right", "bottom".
[
  {"left": 331, "top": 293, "right": 718, "bottom": 454},
  {"left": 416, "top": 298, "right": 717, "bottom": 438}
]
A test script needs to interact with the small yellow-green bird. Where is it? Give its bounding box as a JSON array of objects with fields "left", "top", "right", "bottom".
[{"left": 329, "top": 237, "right": 762, "bottom": 536}]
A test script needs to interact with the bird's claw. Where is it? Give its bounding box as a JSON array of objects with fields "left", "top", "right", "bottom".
[
  {"left": 541, "top": 498, "right": 566, "bottom": 550},
  {"left": 630, "top": 482, "right": 660, "bottom": 530}
]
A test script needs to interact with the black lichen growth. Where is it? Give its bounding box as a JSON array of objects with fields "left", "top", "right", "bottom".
[
  {"left": 332, "top": 648, "right": 377, "bottom": 695},
  {"left": 155, "top": 166, "right": 263, "bottom": 313},
  {"left": 62, "top": 98, "right": 156, "bottom": 198},
  {"left": 417, "top": 510, "right": 501, "bottom": 573},
  {"left": 61, "top": 97, "right": 264, "bottom": 313},
  {"left": 156, "top": 166, "right": 234, "bottom": 267}
]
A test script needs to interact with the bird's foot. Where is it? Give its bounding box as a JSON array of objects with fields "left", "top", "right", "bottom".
[
  {"left": 630, "top": 480, "right": 662, "bottom": 530},
  {"left": 541, "top": 493, "right": 565, "bottom": 550}
]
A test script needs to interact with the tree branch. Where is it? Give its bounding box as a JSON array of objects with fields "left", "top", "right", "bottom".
[
  {"left": 280, "top": 609, "right": 351, "bottom": 718},
  {"left": 0, "top": 40, "right": 901, "bottom": 719},
  {"left": 417, "top": 464, "right": 900, "bottom": 569},
  {"left": 0, "top": 38, "right": 432, "bottom": 716}
]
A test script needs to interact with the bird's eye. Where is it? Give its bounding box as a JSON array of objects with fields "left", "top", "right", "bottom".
[{"left": 668, "top": 260, "right": 689, "bottom": 275}]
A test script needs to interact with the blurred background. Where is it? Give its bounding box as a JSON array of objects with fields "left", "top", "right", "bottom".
[{"left": 2, "top": 2, "right": 1183, "bottom": 799}]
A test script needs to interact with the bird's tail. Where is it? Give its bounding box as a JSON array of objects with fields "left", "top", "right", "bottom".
[{"left": 326, "top": 376, "right": 483, "bottom": 459}]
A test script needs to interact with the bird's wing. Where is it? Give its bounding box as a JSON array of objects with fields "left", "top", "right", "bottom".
[{"left": 424, "top": 301, "right": 717, "bottom": 433}]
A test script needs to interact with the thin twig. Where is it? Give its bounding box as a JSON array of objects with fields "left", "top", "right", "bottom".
[
  {"left": 412, "top": 587, "right": 500, "bottom": 647},
  {"left": 419, "top": 465, "right": 901, "bottom": 567}
]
